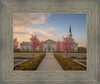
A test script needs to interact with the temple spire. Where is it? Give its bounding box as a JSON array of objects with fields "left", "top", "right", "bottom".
[
  {"left": 68, "top": 22, "right": 72, "bottom": 39},
  {"left": 69, "top": 22, "right": 71, "bottom": 32},
  {"left": 70, "top": 22, "right": 71, "bottom": 26}
]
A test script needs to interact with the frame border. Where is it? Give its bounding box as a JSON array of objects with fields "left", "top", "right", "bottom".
[{"left": 0, "top": 1, "right": 100, "bottom": 84}]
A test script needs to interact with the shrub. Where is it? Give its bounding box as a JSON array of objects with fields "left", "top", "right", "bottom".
[
  {"left": 54, "top": 54, "right": 86, "bottom": 70},
  {"left": 68, "top": 62, "right": 75, "bottom": 66},
  {"left": 14, "top": 54, "right": 45, "bottom": 70},
  {"left": 72, "top": 66, "right": 84, "bottom": 70}
]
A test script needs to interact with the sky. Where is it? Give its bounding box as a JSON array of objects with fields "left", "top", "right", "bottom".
[{"left": 13, "top": 13, "right": 87, "bottom": 47}]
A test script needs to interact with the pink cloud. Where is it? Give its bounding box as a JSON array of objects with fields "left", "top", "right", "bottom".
[
  {"left": 13, "top": 26, "right": 59, "bottom": 45},
  {"left": 76, "top": 40, "right": 87, "bottom": 48},
  {"left": 13, "top": 13, "right": 50, "bottom": 27},
  {"left": 13, "top": 13, "right": 60, "bottom": 46}
]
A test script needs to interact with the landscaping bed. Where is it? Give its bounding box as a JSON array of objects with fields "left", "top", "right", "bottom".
[
  {"left": 14, "top": 57, "right": 29, "bottom": 59},
  {"left": 14, "top": 54, "right": 45, "bottom": 70},
  {"left": 54, "top": 54, "right": 86, "bottom": 70},
  {"left": 70, "top": 56, "right": 86, "bottom": 60}
]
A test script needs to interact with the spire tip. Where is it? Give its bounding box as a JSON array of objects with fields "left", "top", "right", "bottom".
[{"left": 70, "top": 22, "right": 71, "bottom": 26}]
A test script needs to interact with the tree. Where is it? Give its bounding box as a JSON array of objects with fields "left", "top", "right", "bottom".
[
  {"left": 30, "top": 35, "right": 40, "bottom": 56},
  {"left": 13, "top": 38, "right": 19, "bottom": 51},
  {"left": 39, "top": 41, "right": 43, "bottom": 53},
  {"left": 62, "top": 37, "right": 74, "bottom": 57},
  {"left": 56, "top": 41, "right": 61, "bottom": 51}
]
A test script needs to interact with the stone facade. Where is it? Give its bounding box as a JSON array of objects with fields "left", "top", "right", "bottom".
[
  {"left": 43, "top": 39, "right": 56, "bottom": 52},
  {"left": 20, "top": 39, "right": 78, "bottom": 52},
  {"left": 20, "top": 39, "right": 56, "bottom": 52},
  {"left": 20, "top": 42, "right": 31, "bottom": 51}
]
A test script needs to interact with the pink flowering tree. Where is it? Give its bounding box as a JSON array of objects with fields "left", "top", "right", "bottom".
[
  {"left": 13, "top": 38, "right": 19, "bottom": 51},
  {"left": 30, "top": 35, "right": 40, "bottom": 56},
  {"left": 56, "top": 41, "right": 61, "bottom": 52},
  {"left": 62, "top": 37, "right": 74, "bottom": 57},
  {"left": 39, "top": 41, "right": 43, "bottom": 53}
]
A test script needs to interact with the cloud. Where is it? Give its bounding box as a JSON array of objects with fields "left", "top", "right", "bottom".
[
  {"left": 76, "top": 40, "right": 87, "bottom": 48},
  {"left": 36, "top": 27, "right": 56, "bottom": 37},
  {"left": 14, "top": 26, "right": 86, "bottom": 48},
  {"left": 13, "top": 13, "right": 56, "bottom": 45},
  {"left": 37, "top": 28, "right": 59, "bottom": 41},
  {"left": 13, "top": 13, "right": 57, "bottom": 43},
  {"left": 13, "top": 25, "right": 59, "bottom": 45},
  {"left": 13, "top": 13, "right": 50, "bottom": 27}
]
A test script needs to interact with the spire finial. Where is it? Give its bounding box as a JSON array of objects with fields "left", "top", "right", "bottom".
[{"left": 70, "top": 22, "right": 71, "bottom": 26}]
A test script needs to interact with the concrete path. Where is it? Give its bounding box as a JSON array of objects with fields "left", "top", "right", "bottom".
[{"left": 37, "top": 53, "right": 63, "bottom": 70}]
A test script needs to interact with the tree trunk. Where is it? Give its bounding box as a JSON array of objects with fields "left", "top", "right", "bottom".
[
  {"left": 66, "top": 52, "right": 68, "bottom": 59},
  {"left": 40, "top": 51, "right": 41, "bottom": 55},
  {"left": 32, "top": 50, "right": 34, "bottom": 56}
]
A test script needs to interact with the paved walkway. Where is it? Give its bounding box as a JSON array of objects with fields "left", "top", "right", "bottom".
[{"left": 37, "top": 53, "right": 63, "bottom": 70}]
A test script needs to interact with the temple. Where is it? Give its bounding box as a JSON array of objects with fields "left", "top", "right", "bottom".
[{"left": 20, "top": 23, "right": 78, "bottom": 52}]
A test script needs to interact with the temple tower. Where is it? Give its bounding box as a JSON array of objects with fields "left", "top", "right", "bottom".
[{"left": 68, "top": 22, "right": 72, "bottom": 39}]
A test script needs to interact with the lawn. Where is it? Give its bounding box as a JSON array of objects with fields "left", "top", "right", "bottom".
[
  {"left": 54, "top": 54, "right": 86, "bottom": 70},
  {"left": 53, "top": 51, "right": 86, "bottom": 53},
  {"left": 14, "top": 54, "right": 45, "bottom": 70},
  {"left": 14, "top": 57, "right": 28, "bottom": 59},
  {"left": 14, "top": 51, "right": 86, "bottom": 53},
  {"left": 14, "top": 51, "right": 46, "bottom": 53}
]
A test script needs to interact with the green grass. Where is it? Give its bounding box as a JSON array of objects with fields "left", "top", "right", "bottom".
[
  {"left": 82, "top": 57, "right": 86, "bottom": 59},
  {"left": 53, "top": 51, "right": 64, "bottom": 53},
  {"left": 14, "top": 54, "right": 45, "bottom": 70},
  {"left": 54, "top": 54, "right": 86, "bottom": 70},
  {"left": 53, "top": 51, "right": 86, "bottom": 53},
  {"left": 14, "top": 51, "right": 46, "bottom": 53},
  {"left": 70, "top": 51, "right": 87, "bottom": 53},
  {"left": 14, "top": 57, "right": 28, "bottom": 59},
  {"left": 70, "top": 56, "right": 76, "bottom": 59},
  {"left": 14, "top": 51, "right": 86, "bottom": 53},
  {"left": 14, "top": 51, "right": 32, "bottom": 53}
]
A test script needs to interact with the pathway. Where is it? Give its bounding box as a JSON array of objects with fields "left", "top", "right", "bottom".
[{"left": 37, "top": 53, "right": 63, "bottom": 70}]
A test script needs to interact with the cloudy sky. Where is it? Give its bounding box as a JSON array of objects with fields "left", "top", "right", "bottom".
[{"left": 13, "top": 13, "right": 87, "bottom": 47}]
